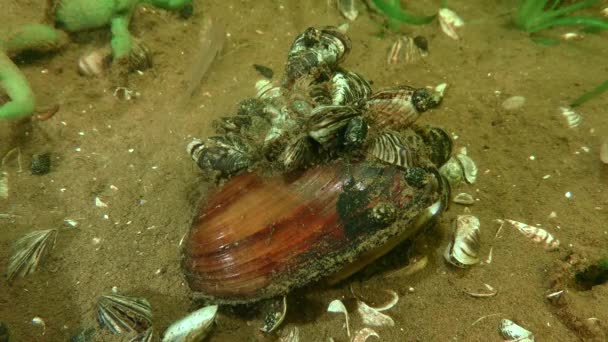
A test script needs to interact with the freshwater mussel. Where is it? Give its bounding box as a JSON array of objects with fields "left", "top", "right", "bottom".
[{"left": 182, "top": 26, "right": 452, "bottom": 304}]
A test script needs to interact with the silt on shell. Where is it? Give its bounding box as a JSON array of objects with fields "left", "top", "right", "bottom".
[{"left": 444, "top": 214, "right": 481, "bottom": 268}]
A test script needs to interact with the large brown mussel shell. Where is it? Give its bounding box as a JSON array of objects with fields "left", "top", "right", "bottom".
[{"left": 182, "top": 158, "right": 448, "bottom": 304}]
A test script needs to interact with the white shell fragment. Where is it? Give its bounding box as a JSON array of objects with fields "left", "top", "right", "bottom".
[
  {"left": 444, "top": 215, "right": 481, "bottom": 268},
  {"left": 502, "top": 219, "right": 560, "bottom": 251},
  {"left": 453, "top": 192, "right": 475, "bottom": 205},
  {"left": 499, "top": 319, "right": 535, "bottom": 342},
  {"left": 456, "top": 153, "right": 478, "bottom": 184},
  {"left": 600, "top": 138, "right": 608, "bottom": 164},
  {"left": 353, "top": 327, "right": 380, "bottom": 342},
  {"left": 439, "top": 148, "right": 477, "bottom": 187},
  {"left": 95, "top": 196, "right": 108, "bottom": 208},
  {"left": 464, "top": 283, "right": 498, "bottom": 298},
  {"left": 255, "top": 79, "right": 281, "bottom": 100},
  {"left": 357, "top": 301, "right": 394, "bottom": 327},
  {"left": 438, "top": 8, "right": 464, "bottom": 40},
  {"left": 561, "top": 32, "right": 583, "bottom": 41},
  {"left": 78, "top": 48, "right": 109, "bottom": 77},
  {"left": 338, "top": 0, "right": 358, "bottom": 21},
  {"left": 559, "top": 106, "right": 582, "bottom": 128},
  {"left": 0, "top": 171, "right": 8, "bottom": 200},
  {"left": 501, "top": 96, "right": 526, "bottom": 110},
  {"left": 328, "top": 299, "right": 351, "bottom": 338},
  {"left": 162, "top": 305, "right": 218, "bottom": 342}
]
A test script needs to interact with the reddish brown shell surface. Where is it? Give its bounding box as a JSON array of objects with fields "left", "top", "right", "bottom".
[{"left": 182, "top": 160, "right": 445, "bottom": 304}]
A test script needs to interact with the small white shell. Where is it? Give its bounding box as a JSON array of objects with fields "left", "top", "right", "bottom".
[
  {"left": 501, "top": 96, "right": 526, "bottom": 110},
  {"left": 456, "top": 153, "right": 478, "bottom": 184},
  {"left": 338, "top": 0, "right": 358, "bottom": 21},
  {"left": 439, "top": 157, "right": 465, "bottom": 187},
  {"left": 0, "top": 171, "right": 8, "bottom": 200},
  {"left": 601, "top": 138, "right": 608, "bottom": 164},
  {"left": 453, "top": 192, "right": 475, "bottom": 205},
  {"left": 559, "top": 106, "right": 582, "bottom": 128},
  {"left": 357, "top": 301, "right": 394, "bottom": 327},
  {"left": 561, "top": 32, "right": 583, "bottom": 41},
  {"left": 78, "top": 48, "right": 110, "bottom": 77},
  {"left": 504, "top": 219, "right": 559, "bottom": 250},
  {"left": 255, "top": 79, "right": 281, "bottom": 99},
  {"left": 444, "top": 215, "right": 481, "bottom": 268},
  {"left": 438, "top": 8, "right": 465, "bottom": 40},
  {"left": 499, "top": 319, "right": 535, "bottom": 342},
  {"left": 352, "top": 328, "right": 380, "bottom": 342},
  {"left": 327, "top": 299, "right": 350, "bottom": 338},
  {"left": 162, "top": 305, "right": 218, "bottom": 342}
]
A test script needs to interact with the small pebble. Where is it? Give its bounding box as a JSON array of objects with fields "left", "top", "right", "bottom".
[
  {"left": 565, "top": 192, "right": 572, "bottom": 199},
  {"left": 31, "top": 153, "right": 51, "bottom": 175},
  {"left": 501, "top": 96, "right": 526, "bottom": 110}
]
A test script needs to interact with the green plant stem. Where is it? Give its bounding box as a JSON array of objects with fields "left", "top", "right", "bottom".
[
  {"left": 570, "top": 80, "right": 608, "bottom": 107},
  {"left": 371, "top": 0, "right": 436, "bottom": 25}
]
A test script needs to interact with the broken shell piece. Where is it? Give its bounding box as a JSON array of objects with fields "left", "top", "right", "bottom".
[
  {"left": 357, "top": 301, "right": 394, "bottom": 327},
  {"left": 561, "top": 32, "right": 583, "bottom": 41},
  {"left": 130, "top": 327, "right": 156, "bottom": 342},
  {"left": 327, "top": 299, "right": 350, "bottom": 338},
  {"left": 444, "top": 215, "right": 481, "bottom": 268},
  {"left": 499, "top": 319, "right": 535, "bottom": 342},
  {"left": 600, "top": 138, "right": 608, "bottom": 164},
  {"left": 7, "top": 229, "right": 57, "bottom": 282},
  {"left": 95, "top": 196, "right": 108, "bottom": 208},
  {"left": 559, "top": 107, "right": 582, "bottom": 128},
  {"left": 279, "top": 327, "right": 299, "bottom": 342},
  {"left": 0, "top": 171, "right": 8, "bottom": 200},
  {"left": 464, "top": 283, "right": 498, "bottom": 298},
  {"left": 162, "top": 305, "right": 218, "bottom": 342},
  {"left": 353, "top": 328, "right": 380, "bottom": 342},
  {"left": 260, "top": 296, "right": 287, "bottom": 333},
  {"left": 387, "top": 36, "right": 428, "bottom": 65},
  {"left": 501, "top": 96, "right": 526, "bottom": 111},
  {"left": 456, "top": 153, "right": 477, "bottom": 184},
  {"left": 453, "top": 192, "right": 475, "bottom": 205},
  {"left": 97, "top": 294, "right": 152, "bottom": 334},
  {"left": 503, "top": 219, "right": 560, "bottom": 251},
  {"left": 438, "top": 8, "right": 464, "bottom": 40},
  {"left": 255, "top": 79, "right": 281, "bottom": 100},
  {"left": 439, "top": 157, "right": 464, "bottom": 187},
  {"left": 338, "top": 0, "right": 358, "bottom": 21},
  {"left": 78, "top": 48, "right": 110, "bottom": 77}
]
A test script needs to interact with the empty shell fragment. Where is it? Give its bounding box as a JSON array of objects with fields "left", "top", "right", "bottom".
[
  {"left": 444, "top": 215, "right": 481, "bottom": 268},
  {"left": 499, "top": 319, "right": 535, "bottom": 342},
  {"left": 96, "top": 294, "right": 152, "bottom": 334},
  {"left": 501, "top": 219, "right": 560, "bottom": 250},
  {"left": 162, "top": 305, "right": 218, "bottom": 342},
  {"left": 7, "top": 229, "right": 57, "bottom": 282}
]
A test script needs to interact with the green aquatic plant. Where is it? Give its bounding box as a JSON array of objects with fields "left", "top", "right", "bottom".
[
  {"left": 371, "top": 0, "right": 436, "bottom": 26},
  {"left": 515, "top": 0, "right": 608, "bottom": 32},
  {"left": 570, "top": 79, "right": 608, "bottom": 107}
]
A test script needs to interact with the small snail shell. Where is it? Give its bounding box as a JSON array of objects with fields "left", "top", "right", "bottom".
[{"left": 78, "top": 48, "right": 110, "bottom": 77}]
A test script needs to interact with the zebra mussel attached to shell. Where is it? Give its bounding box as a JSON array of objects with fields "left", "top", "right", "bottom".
[
  {"left": 444, "top": 214, "right": 481, "bottom": 268},
  {"left": 96, "top": 294, "right": 152, "bottom": 334},
  {"left": 187, "top": 134, "right": 255, "bottom": 176},
  {"left": 329, "top": 70, "right": 372, "bottom": 106}
]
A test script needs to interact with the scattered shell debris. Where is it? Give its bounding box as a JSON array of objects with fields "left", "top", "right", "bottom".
[
  {"left": 338, "top": 0, "right": 358, "bottom": 21},
  {"left": 328, "top": 299, "right": 351, "bottom": 338},
  {"left": 64, "top": 219, "right": 79, "bottom": 228},
  {"left": 497, "top": 219, "right": 560, "bottom": 251},
  {"left": 501, "top": 96, "right": 526, "bottom": 110},
  {"left": 96, "top": 293, "right": 152, "bottom": 334},
  {"left": 499, "top": 319, "right": 535, "bottom": 342},
  {"left": 559, "top": 106, "right": 582, "bottom": 128},
  {"left": 464, "top": 283, "right": 498, "bottom": 298},
  {"left": 453, "top": 192, "right": 475, "bottom": 205},
  {"left": 444, "top": 215, "right": 481, "bottom": 268},
  {"left": 162, "top": 305, "right": 218, "bottom": 342},
  {"left": 0, "top": 172, "right": 8, "bottom": 200},
  {"left": 260, "top": 296, "right": 288, "bottom": 333},
  {"left": 7, "top": 229, "right": 58, "bottom": 282},
  {"left": 438, "top": 8, "right": 465, "bottom": 40},
  {"left": 357, "top": 301, "right": 395, "bottom": 327},
  {"left": 352, "top": 327, "right": 380, "bottom": 342}
]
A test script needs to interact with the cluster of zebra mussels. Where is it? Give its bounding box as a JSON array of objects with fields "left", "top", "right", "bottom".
[{"left": 182, "top": 26, "right": 453, "bottom": 304}]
